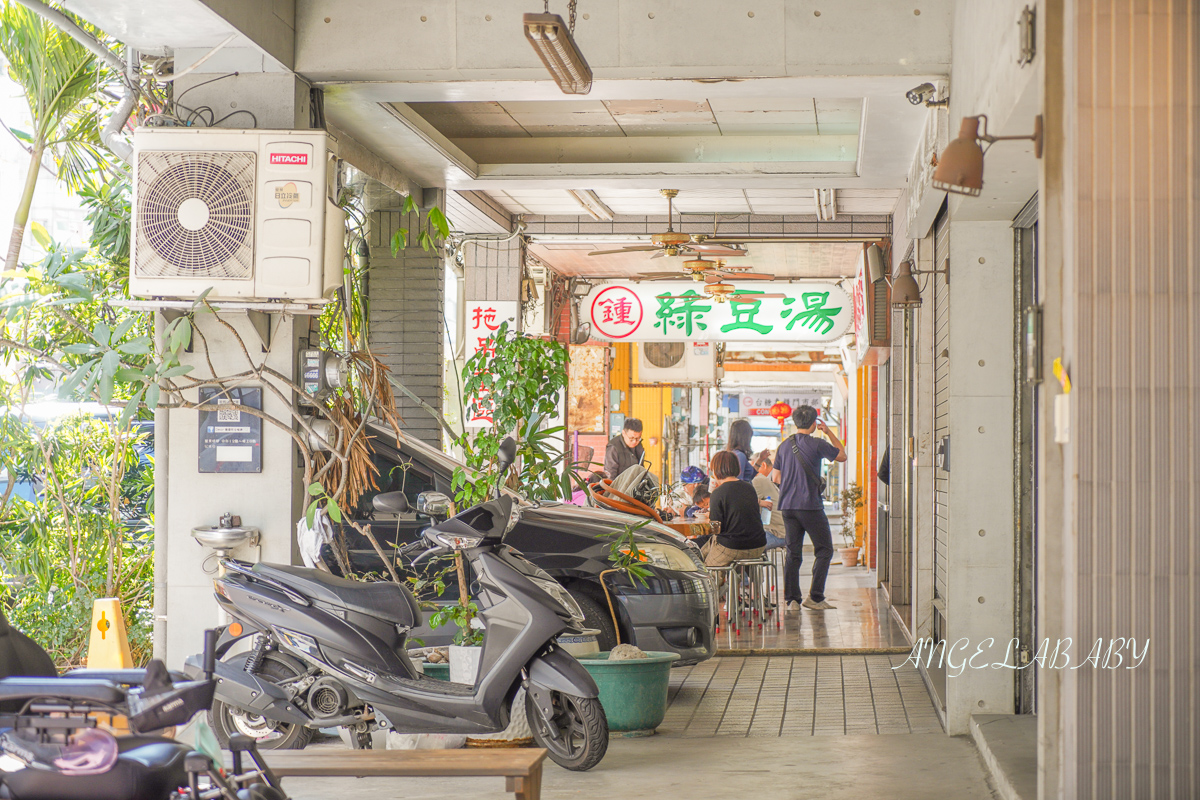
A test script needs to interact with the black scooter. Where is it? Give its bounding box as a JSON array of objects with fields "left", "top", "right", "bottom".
[
  {"left": 0, "top": 620, "right": 288, "bottom": 800},
  {"left": 186, "top": 439, "right": 609, "bottom": 771}
]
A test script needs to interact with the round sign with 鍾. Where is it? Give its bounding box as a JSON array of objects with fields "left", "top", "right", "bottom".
[{"left": 590, "top": 286, "right": 643, "bottom": 339}]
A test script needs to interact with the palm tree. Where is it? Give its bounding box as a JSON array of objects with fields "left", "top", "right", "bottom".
[{"left": 1, "top": 1, "right": 112, "bottom": 271}]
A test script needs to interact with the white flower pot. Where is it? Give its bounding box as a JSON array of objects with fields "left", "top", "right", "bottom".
[
  {"left": 449, "top": 645, "right": 533, "bottom": 746},
  {"left": 557, "top": 629, "right": 601, "bottom": 658},
  {"left": 448, "top": 645, "right": 483, "bottom": 685}
]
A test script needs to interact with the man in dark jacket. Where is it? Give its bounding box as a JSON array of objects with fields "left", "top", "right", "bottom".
[{"left": 604, "top": 418, "right": 645, "bottom": 480}]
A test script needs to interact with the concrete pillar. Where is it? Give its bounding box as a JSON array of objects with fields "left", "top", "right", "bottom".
[
  {"left": 157, "top": 313, "right": 310, "bottom": 667},
  {"left": 911, "top": 231, "right": 936, "bottom": 642},
  {"left": 153, "top": 64, "right": 316, "bottom": 667},
  {"left": 941, "top": 220, "right": 1017, "bottom": 733}
]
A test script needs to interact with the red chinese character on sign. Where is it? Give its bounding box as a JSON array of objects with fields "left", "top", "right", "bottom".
[
  {"left": 472, "top": 306, "right": 499, "bottom": 331},
  {"left": 476, "top": 337, "right": 497, "bottom": 358},
  {"left": 597, "top": 296, "right": 636, "bottom": 326}
]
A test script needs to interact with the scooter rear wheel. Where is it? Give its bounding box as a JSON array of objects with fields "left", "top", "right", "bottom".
[
  {"left": 526, "top": 690, "right": 608, "bottom": 771},
  {"left": 209, "top": 654, "right": 313, "bottom": 751}
]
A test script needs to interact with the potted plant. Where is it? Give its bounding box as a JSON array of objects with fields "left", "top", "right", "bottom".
[
  {"left": 575, "top": 520, "right": 680, "bottom": 737},
  {"left": 838, "top": 483, "right": 864, "bottom": 567}
]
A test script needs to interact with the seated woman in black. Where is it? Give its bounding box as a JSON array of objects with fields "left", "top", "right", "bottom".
[{"left": 702, "top": 450, "right": 767, "bottom": 568}]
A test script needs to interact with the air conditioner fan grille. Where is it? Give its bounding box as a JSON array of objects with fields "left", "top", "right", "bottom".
[
  {"left": 643, "top": 342, "right": 686, "bottom": 368},
  {"left": 135, "top": 151, "right": 255, "bottom": 279}
]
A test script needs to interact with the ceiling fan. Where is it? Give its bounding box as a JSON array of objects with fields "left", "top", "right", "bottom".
[
  {"left": 635, "top": 258, "right": 776, "bottom": 283},
  {"left": 657, "top": 281, "right": 787, "bottom": 305},
  {"left": 587, "top": 190, "right": 748, "bottom": 259}
]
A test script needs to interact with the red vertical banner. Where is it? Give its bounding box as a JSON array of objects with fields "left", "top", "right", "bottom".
[{"left": 464, "top": 301, "right": 517, "bottom": 428}]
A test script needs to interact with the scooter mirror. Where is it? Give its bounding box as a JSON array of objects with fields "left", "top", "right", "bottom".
[
  {"left": 373, "top": 491, "right": 410, "bottom": 515},
  {"left": 497, "top": 437, "right": 517, "bottom": 470},
  {"left": 416, "top": 491, "right": 453, "bottom": 519}
]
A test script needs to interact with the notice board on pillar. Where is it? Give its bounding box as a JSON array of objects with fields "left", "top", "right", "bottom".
[{"left": 198, "top": 386, "right": 262, "bottom": 473}]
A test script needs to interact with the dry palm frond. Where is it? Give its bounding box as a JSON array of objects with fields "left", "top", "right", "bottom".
[
  {"left": 347, "top": 351, "right": 403, "bottom": 437},
  {"left": 312, "top": 395, "right": 379, "bottom": 512}
]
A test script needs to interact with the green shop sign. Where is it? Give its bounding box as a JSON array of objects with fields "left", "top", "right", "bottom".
[{"left": 584, "top": 281, "right": 852, "bottom": 343}]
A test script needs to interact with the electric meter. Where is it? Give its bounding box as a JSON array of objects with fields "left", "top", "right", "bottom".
[{"left": 299, "top": 349, "right": 349, "bottom": 402}]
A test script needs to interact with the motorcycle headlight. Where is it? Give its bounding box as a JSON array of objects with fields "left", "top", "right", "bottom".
[
  {"left": 630, "top": 543, "right": 700, "bottom": 572},
  {"left": 504, "top": 504, "right": 522, "bottom": 534},
  {"left": 528, "top": 575, "right": 585, "bottom": 626},
  {"left": 431, "top": 531, "right": 484, "bottom": 549}
]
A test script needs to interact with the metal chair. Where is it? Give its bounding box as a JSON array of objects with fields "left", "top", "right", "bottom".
[{"left": 731, "top": 557, "right": 780, "bottom": 631}]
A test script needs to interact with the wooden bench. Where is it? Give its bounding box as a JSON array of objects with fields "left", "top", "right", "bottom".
[{"left": 251, "top": 748, "right": 548, "bottom": 800}]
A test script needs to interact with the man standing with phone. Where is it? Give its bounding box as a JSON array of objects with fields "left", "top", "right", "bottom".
[{"left": 771, "top": 405, "right": 847, "bottom": 613}]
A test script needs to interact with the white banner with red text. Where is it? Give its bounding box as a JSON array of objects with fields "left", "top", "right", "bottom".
[{"left": 582, "top": 281, "right": 852, "bottom": 343}]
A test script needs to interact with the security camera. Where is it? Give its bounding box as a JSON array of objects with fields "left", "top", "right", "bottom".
[{"left": 906, "top": 83, "right": 949, "bottom": 107}]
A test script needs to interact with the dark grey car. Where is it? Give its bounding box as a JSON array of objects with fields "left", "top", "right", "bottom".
[{"left": 329, "top": 422, "right": 716, "bottom": 665}]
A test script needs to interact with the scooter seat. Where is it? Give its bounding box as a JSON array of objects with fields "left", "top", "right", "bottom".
[
  {"left": 0, "top": 740, "right": 189, "bottom": 800},
  {"left": 254, "top": 563, "right": 421, "bottom": 627}
]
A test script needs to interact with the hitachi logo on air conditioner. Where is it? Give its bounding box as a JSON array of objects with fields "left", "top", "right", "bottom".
[{"left": 269, "top": 152, "right": 308, "bottom": 165}]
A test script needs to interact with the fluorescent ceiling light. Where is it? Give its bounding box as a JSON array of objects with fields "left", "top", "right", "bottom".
[
  {"left": 523, "top": 13, "right": 592, "bottom": 95},
  {"left": 566, "top": 189, "right": 615, "bottom": 221},
  {"left": 814, "top": 188, "right": 837, "bottom": 222}
]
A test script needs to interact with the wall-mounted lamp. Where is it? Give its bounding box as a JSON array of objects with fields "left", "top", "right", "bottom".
[
  {"left": 524, "top": 11, "right": 592, "bottom": 94},
  {"left": 932, "top": 115, "right": 1043, "bottom": 196},
  {"left": 889, "top": 260, "right": 923, "bottom": 308},
  {"left": 888, "top": 259, "right": 952, "bottom": 308}
]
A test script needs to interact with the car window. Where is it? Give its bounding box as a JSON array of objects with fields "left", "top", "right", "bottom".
[
  {"left": 356, "top": 438, "right": 439, "bottom": 519},
  {"left": 365, "top": 420, "right": 528, "bottom": 505}
]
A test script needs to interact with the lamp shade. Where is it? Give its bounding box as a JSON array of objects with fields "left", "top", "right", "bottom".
[
  {"left": 891, "top": 260, "right": 922, "bottom": 308},
  {"left": 932, "top": 116, "right": 985, "bottom": 197}
]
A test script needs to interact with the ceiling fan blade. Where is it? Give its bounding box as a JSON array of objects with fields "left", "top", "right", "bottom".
[
  {"left": 713, "top": 272, "right": 776, "bottom": 280},
  {"left": 587, "top": 246, "right": 659, "bottom": 256},
  {"left": 688, "top": 244, "right": 749, "bottom": 257},
  {"left": 637, "top": 273, "right": 693, "bottom": 280}
]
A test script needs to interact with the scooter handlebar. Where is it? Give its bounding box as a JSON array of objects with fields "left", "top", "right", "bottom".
[{"left": 411, "top": 545, "right": 449, "bottom": 566}]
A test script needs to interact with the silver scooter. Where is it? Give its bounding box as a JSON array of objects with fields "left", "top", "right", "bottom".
[{"left": 187, "top": 438, "right": 609, "bottom": 771}]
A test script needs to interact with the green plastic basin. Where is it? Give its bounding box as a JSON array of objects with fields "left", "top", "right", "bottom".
[
  {"left": 576, "top": 651, "right": 681, "bottom": 736},
  {"left": 422, "top": 661, "right": 451, "bottom": 681}
]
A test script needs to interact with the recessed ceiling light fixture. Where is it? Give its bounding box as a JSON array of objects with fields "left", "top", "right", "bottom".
[
  {"left": 524, "top": 2, "right": 592, "bottom": 95},
  {"left": 566, "top": 189, "right": 614, "bottom": 221},
  {"left": 932, "top": 114, "right": 1044, "bottom": 196}
]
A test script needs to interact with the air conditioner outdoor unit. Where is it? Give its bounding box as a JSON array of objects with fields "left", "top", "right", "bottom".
[
  {"left": 130, "top": 128, "right": 344, "bottom": 303},
  {"left": 637, "top": 342, "right": 718, "bottom": 385}
]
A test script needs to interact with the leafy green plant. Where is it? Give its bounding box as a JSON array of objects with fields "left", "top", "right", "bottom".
[
  {"left": 839, "top": 483, "right": 864, "bottom": 547},
  {"left": 429, "top": 600, "right": 483, "bottom": 647},
  {"left": 0, "top": 412, "right": 154, "bottom": 666},
  {"left": 1, "top": 1, "right": 117, "bottom": 271},
  {"left": 304, "top": 481, "right": 344, "bottom": 526},
  {"left": 451, "top": 322, "right": 572, "bottom": 507},
  {"left": 389, "top": 195, "right": 451, "bottom": 257},
  {"left": 596, "top": 518, "right": 654, "bottom": 645}
]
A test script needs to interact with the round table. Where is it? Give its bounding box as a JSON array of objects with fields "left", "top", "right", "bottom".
[{"left": 664, "top": 520, "right": 711, "bottom": 539}]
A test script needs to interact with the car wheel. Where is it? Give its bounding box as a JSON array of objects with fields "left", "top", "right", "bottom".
[{"left": 567, "top": 588, "right": 619, "bottom": 651}]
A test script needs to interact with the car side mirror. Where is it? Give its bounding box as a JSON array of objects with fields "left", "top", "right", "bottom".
[
  {"left": 372, "top": 491, "right": 410, "bottom": 515},
  {"left": 497, "top": 437, "right": 517, "bottom": 470},
  {"left": 416, "top": 491, "right": 453, "bottom": 519}
]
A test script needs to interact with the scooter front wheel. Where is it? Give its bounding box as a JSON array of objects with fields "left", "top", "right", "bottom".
[{"left": 526, "top": 690, "right": 608, "bottom": 771}]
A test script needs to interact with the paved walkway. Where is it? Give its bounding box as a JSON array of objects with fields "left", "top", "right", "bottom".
[
  {"left": 664, "top": 654, "right": 943, "bottom": 737},
  {"left": 285, "top": 657, "right": 996, "bottom": 800},
  {"left": 715, "top": 559, "right": 910, "bottom": 652}
]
